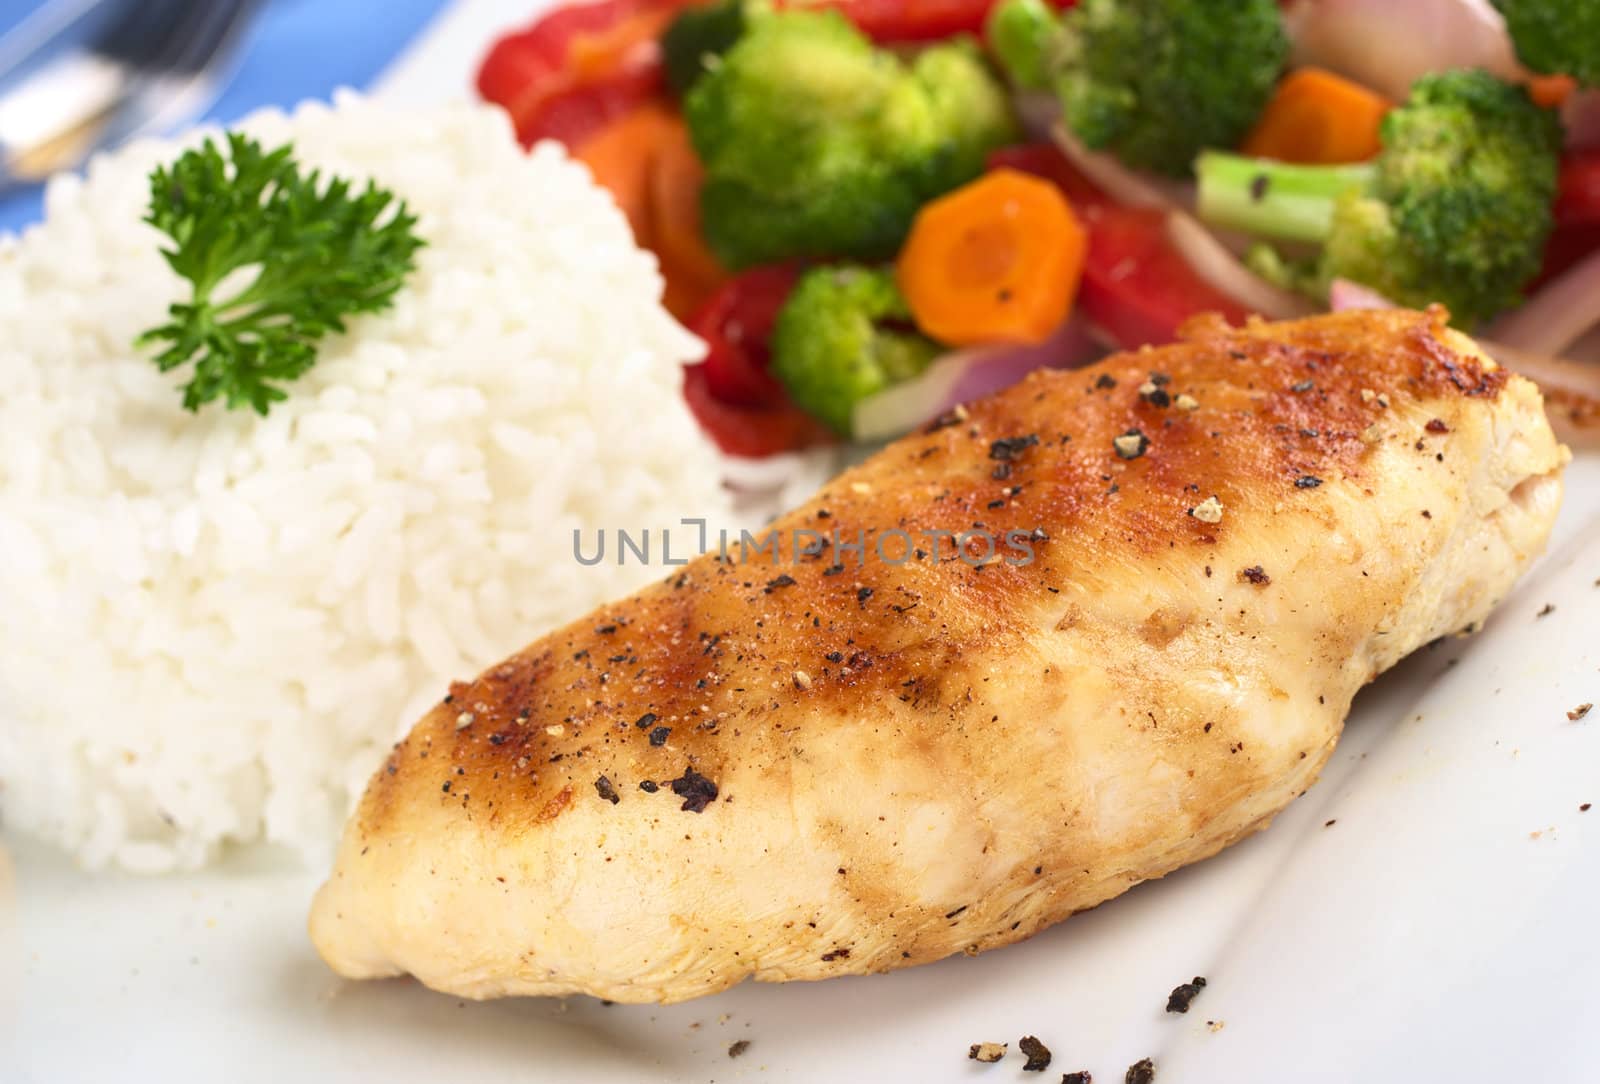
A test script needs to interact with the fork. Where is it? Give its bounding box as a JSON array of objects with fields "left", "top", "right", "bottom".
[{"left": 0, "top": 0, "right": 260, "bottom": 195}]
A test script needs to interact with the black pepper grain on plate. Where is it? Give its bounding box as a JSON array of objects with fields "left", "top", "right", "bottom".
[
  {"left": 1062, "top": 1073, "right": 1093, "bottom": 1084},
  {"left": 1165, "top": 976, "right": 1207, "bottom": 1013},
  {"left": 728, "top": 1039, "right": 750, "bottom": 1058},
  {"left": 1018, "top": 1035, "right": 1052, "bottom": 1071},
  {"left": 1125, "top": 1057, "right": 1156, "bottom": 1084},
  {"left": 968, "top": 1042, "right": 1007, "bottom": 1063}
]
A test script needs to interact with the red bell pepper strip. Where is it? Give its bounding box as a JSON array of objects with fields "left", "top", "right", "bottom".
[
  {"left": 776, "top": 0, "right": 1075, "bottom": 43},
  {"left": 1556, "top": 151, "right": 1600, "bottom": 228},
  {"left": 679, "top": 266, "right": 835, "bottom": 457},
  {"left": 682, "top": 363, "right": 834, "bottom": 457},
  {"left": 688, "top": 266, "right": 801, "bottom": 407},
  {"left": 476, "top": 0, "right": 687, "bottom": 149}
]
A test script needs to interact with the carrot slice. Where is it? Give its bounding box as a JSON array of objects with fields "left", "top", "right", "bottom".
[
  {"left": 1527, "top": 73, "right": 1577, "bottom": 110},
  {"left": 648, "top": 114, "right": 729, "bottom": 318},
  {"left": 1241, "top": 67, "right": 1391, "bottom": 165},
  {"left": 573, "top": 100, "right": 681, "bottom": 248},
  {"left": 896, "top": 168, "right": 1087, "bottom": 347}
]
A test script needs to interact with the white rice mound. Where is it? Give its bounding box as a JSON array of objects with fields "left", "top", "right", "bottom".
[{"left": 0, "top": 93, "right": 736, "bottom": 872}]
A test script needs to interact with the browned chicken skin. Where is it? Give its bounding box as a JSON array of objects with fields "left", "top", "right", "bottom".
[{"left": 311, "top": 309, "right": 1566, "bottom": 1003}]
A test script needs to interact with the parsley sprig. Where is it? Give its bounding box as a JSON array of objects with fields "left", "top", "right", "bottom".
[{"left": 139, "top": 133, "right": 424, "bottom": 414}]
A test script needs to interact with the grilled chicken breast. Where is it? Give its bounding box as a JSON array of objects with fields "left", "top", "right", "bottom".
[{"left": 311, "top": 309, "right": 1566, "bottom": 1003}]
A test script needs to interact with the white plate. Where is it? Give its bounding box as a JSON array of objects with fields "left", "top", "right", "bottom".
[{"left": 9, "top": 4, "right": 1600, "bottom": 1080}]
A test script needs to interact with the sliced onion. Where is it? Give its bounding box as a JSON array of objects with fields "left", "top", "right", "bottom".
[
  {"left": 1569, "top": 325, "right": 1600, "bottom": 365},
  {"left": 1328, "top": 277, "right": 1397, "bottom": 311},
  {"left": 1166, "top": 210, "right": 1318, "bottom": 319},
  {"left": 1049, "top": 122, "right": 1192, "bottom": 211},
  {"left": 1487, "top": 248, "right": 1600, "bottom": 356},
  {"left": 851, "top": 318, "right": 1101, "bottom": 443},
  {"left": 1285, "top": 0, "right": 1523, "bottom": 102},
  {"left": 1564, "top": 90, "right": 1600, "bottom": 150},
  {"left": 1481, "top": 339, "right": 1600, "bottom": 447}
]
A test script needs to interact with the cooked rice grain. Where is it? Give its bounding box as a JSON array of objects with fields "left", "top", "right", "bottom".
[{"left": 0, "top": 94, "right": 733, "bottom": 871}]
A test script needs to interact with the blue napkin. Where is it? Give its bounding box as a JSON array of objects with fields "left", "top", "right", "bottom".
[{"left": 0, "top": 0, "right": 451, "bottom": 234}]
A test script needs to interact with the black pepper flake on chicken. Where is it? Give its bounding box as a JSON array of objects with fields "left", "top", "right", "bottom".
[
  {"left": 594, "top": 775, "right": 620, "bottom": 805},
  {"left": 638, "top": 779, "right": 658, "bottom": 793},
  {"left": 1113, "top": 430, "right": 1149, "bottom": 460},
  {"left": 1018, "top": 1035, "right": 1052, "bottom": 1072},
  {"left": 1239, "top": 565, "right": 1271, "bottom": 586},
  {"left": 765, "top": 574, "right": 797, "bottom": 593},
  {"left": 1290, "top": 379, "right": 1314, "bottom": 393},
  {"left": 1125, "top": 1058, "right": 1156, "bottom": 1084},
  {"left": 634, "top": 712, "right": 658, "bottom": 730},
  {"left": 1165, "top": 975, "right": 1208, "bottom": 1013},
  {"left": 1426, "top": 418, "right": 1450, "bottom": 433},
  {"left": 989, "top": 434, "right": 1040, "bottom": 461},
  {"left": 648, "top": 726, "right": 672, "bottom": 747},
  {"left": 669, "top": 768, "right": 719, "bottom": 812},
  {"left": 1139, "top": 381, "right": 1171, "bottom": 408},
  {"left": 925, "top": 406, "right": 969, "bottom": 432},
  {"left": 1094, "top": 373, "right": 1117, "bottom": 389},
  {"left": 1295, "top": 475, "right": 1323, "bottom": 488}
]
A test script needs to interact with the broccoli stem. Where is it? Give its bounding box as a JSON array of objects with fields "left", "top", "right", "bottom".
[
  {"left": 1195, "top": 151, "right": 1374, "bottom": 245},
  {"left": 987, "top": 0, "right": 1062, "bottom": 92}
]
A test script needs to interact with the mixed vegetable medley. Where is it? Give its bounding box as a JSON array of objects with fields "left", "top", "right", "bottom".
[{"left": 478, "top": 0, "right": 1600, "bottom": 457}]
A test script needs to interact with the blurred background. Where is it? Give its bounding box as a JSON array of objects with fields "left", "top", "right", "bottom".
[{"left": 0, "top": 0, "right": 453, "bottom": 233}]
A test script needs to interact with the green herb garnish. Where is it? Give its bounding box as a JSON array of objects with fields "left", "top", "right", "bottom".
[{"left": 139, "top": 133, "right": 424, "bottom": 414}]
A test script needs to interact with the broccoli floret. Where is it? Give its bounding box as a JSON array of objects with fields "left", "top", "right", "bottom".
[
  {"left": 685, "top": 11, "right": 1017, "bottom": 268},
  {"left": 1196, "top": 70, "right": 1562, "bottom": 326},
  {"left": 1492, "top": 0, "right": 1600, "bottom": 88},
  {"left": 911, "top": 39, "right": 1024, "bottom": 188},
  {"left": 987, "top": 0, "right": 1287, "bottom": 177},
  {"left": 771, "top": 266, "right": 940, "bottom": 434},
  {"left": 661, "top": 0, "right": 748, "bottom": 97}
]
